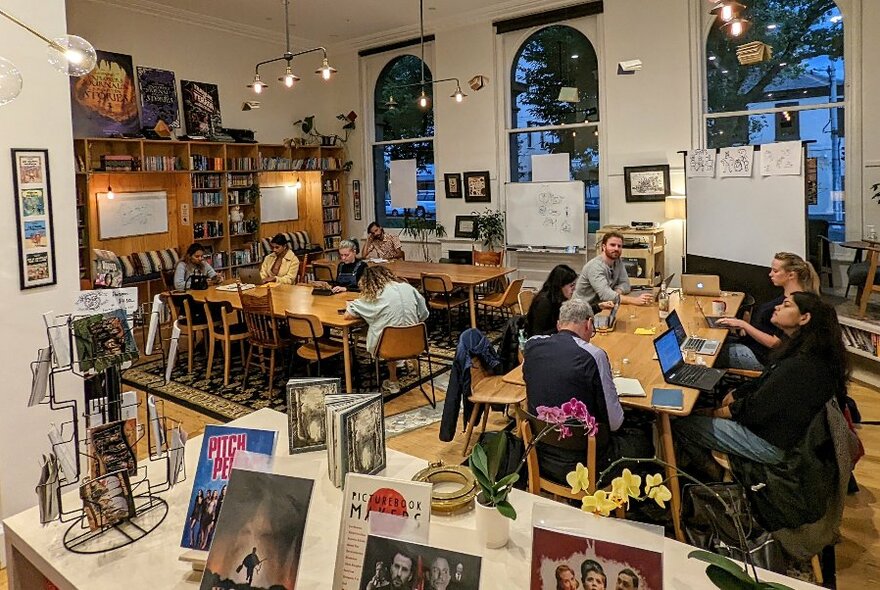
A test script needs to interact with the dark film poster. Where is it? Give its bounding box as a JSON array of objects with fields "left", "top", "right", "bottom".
[
  {"left": 70, "top": 50, "right": 140, "bottom": 137},
  {"left": 137, "top": 66, "right": 180, "bottom": 128},
  {"left": 181, "top": 80, "right": 222, "bottom": 136}
]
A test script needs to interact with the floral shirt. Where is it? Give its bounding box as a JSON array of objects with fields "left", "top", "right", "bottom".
[{"left": 363, "top": 232, "right": 402, "bottom": 260}]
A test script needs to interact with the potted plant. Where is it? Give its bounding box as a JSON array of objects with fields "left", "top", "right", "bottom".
[
  {"left": 291, "top": 112, "right": 357, "bottom": 171},
  {"left": 473, "top": 208, "right": 505, "bottom": 251},
  {"left": 401, "top": 215, "right": 446, "bottom": 262}
]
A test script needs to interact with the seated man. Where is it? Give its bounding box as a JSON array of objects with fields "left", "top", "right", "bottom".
[
  {"left": 575, "top": 231, "right": 652, "bottom": 308},
  {"left": 260, "top": 233, "right": 300, "bottom": 284},
  {"left": 361, "top": 222, "right": 404, "bottom": 260},
  {"left": 523, "top": 299, "right": 652, "bottom": 483}
]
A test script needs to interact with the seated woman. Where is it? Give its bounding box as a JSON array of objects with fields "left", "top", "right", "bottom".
[
  {"left": 173, "top": 243, "right": 221, "bottom": 290},
  {"left": 715, "top": 252, "right": 820, "bottom": 371},
  {"left": 525, "top": 265, "right": 615, "bottom": 337},
  {"left": 344, "top": 266, "right": 429, "bottom": 393},
  {"left": 259, "top": 233, "right": 300, "bottom": 285},
  {"left": 674, "top": 291, "right": 847, "bottom": 478},
  {"left": 314, "top": 239, "right": 366, "bottom": 293}
]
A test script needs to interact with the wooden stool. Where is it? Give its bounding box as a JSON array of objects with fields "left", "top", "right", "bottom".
[{"left": 461, "top": 358, "right": 526, "bottom": 455}]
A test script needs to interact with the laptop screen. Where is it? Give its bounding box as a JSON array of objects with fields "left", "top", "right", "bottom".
[
  {"left": 664, "top": 310, "right": 688, "bottom": 345},
  {"left": 655, "top": 329, "right": 684, "bottom": 374}
]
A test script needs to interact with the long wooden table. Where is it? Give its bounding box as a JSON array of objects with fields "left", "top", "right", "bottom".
[
  {"left": 504, "top": 291, "right": 744, "bottom": 542},
  {"left": 190, "top": 283, "right": 363, "bottom": 392}
]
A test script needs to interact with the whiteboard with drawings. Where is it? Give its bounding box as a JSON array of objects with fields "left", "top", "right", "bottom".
[
  {"left": 97, "top": 191, "right": 168, "bottom": 239},
  {"left": 504, "top": 181, "right": 586, "bottom": 248}
]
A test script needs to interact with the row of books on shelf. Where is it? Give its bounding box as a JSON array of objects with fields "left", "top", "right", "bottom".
[
  {"left": 229, "top": 221, "right": 255, "bottom": 236},
  {"left": 205, "top": 251, "right": 228, "bottom": 269},
  {"left": 226, "top": 157, "right": 257, "bottom": 171},
  {"left": 192, "top": 192, "right": 223, "bottom": 207},
  {"left": 322, "top": 193, "right": 340, "bottom": 207},
  {"left": 323, "top": 178, "right": 340, "bottom": 192},
  {"left": 99, "top": 154, "right": 139, "bottom": 171},
  {"left": 324, "top": 235, "right": 342, "bottom": 250},
  {"left": 324, "top": 220, "right": 342, "bottom": 235},
  {"left": 841, "top": 324, "right": 880, "bottom": 356},
  {"left": 293, "top": 157, "right": 344, "bottom": 171},
  {"left": 323, "top": 207, "right": 341, "bottom": 222},
  {"left": 143, "top": 155, "right": 182, "bottom": 171},
  {"left": 228, "top": 173, "right": 256, "bottom": 188},
  {"left": 193, "top": 220, "right": 224, "bottom": 239},
  {"left": 228, "top": 191, "right": 254, "bottom": 205},
  {"left": 192, "top": 174, "right": 222, "bottom": 188},
  {"left": 231, "top": 244, "right": 261, "bottom": 267},
  {"left": 190, "top": 155, "right": 224, "bottom": 171},
  {"left": 260, "top": 156, "right": 295, "bottom": 170}
]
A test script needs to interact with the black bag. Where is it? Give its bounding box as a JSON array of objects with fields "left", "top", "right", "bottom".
[
  {"left": 475, "top": 429, "right": 527, "bottom": 490},
  {"left": 681, "top": 482, "right": 785, "bottom": 573},
  {"left": 188, "top": 273, "right": 208, "bottom": 290}
]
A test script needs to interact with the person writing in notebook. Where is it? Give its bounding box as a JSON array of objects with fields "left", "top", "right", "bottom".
[
  {"left": 574, "top": 232, "right": 652, "bottom": 309},
  {"left": 259, "top": 233, "right": 300, "bottom": 284},
  {"left": 361, "top": 222, "right": 404, "bottom": 260},
  {"left": 313, "top": 239, "right": 366, "bottom": 293}
]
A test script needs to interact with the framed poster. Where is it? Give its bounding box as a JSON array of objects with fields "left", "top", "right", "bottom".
[
  {"left": 353, "top": 179, "right": 362, "bottom": 221},
  {"left": 624, "top": 165, "right": 670, "bottom": 202},
  {"left": 463, "top": 170, "right": 491, "bottom": 203},
  {"left": 136, "top": 66, "right": 180, "bottom": 128},
  {"left": 454, "top": 215, "right": 477, "bottom": 239},
  {"left": 181, "top": 79, "right": 222, "bottom": 136},
  {"left": 70, "top": 50, "right": 139, "bottom": 138},
  {"left": 12, "top": 149, "right": 56, "bottom": 289},
  {"left": 444, "top": 173, "right": 462, "bottom": 198}
]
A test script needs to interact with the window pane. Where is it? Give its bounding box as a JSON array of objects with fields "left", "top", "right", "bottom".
[
  {"left": 706, "top": 1, "right": 843, "bottom": 114},
  {"left": 707, "top": 107, "right": 845, "bottom": 241},
  {"left": 511, "top": 25, "right": 599, "bottom": 129},
  {"left": 372, "top": 141, "right": 435, "bottom": 229},
  {"left": 509, "top": 128, "right": 600, "bottom": 233},
  {"left": 374, "top": 55, "right": 434, "bottom": 141}
]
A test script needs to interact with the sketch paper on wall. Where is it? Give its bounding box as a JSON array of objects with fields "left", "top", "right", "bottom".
[
  {"left": 718, "top": 146, "right": 754, "bottom": 178},
  {"left": 760, "top": 141, "right": 801, "bottom": 176},
  {"left": 685, "top": 149, "right": 715, "bottom": 178}
]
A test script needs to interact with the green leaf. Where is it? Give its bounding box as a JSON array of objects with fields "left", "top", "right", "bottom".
[
  {"left": 688, "top": 551, "right": 753, "bottom": 583},
  {"left": 705, "top": 565, "right": 757, "bottom": 590},
  {"left": 496, "top": 472, "right": 520, "bottom": 489},
  {"left": 470, "top": 444, "right": 489, "bottom": 478},
  {"left": 485, "top": 433, "right": 507, "bottom": 481},
  {"left": 756, "top": 583, "right": 796, "bottom": 590},
  {"left": 495, "top": 500, "right": 517, "bottom": 520}
]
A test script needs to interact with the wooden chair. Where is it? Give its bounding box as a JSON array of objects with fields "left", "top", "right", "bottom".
[
  {"left": 203, "top": 299, "right": 249, "bottom": 386},
  {"left": 517, "top": 288, "right": 536, "bottom": 316},
  {"left": 817, "top": 235, "right": 835, "bottom": 291},
  {"left": 286, "top": 312, "right": 344, "bottom": 376},
  {"left": 461, "top": 358, "right": 526, "bottom": 455},
  {"left": 238, "top": 285, "right": 291, "bottom": 398},
  {"left": 477, "top": 278, "right": 524, "bottom": 326},
  {"left": 472, "top": 248, "right": 506, "bottom": 297},
  {"left": 166, "top": 292, "right": 210, "bottom": 375},
  {"left": 373, "top": 323, "right": 435, "bottom": 407},
  {"left": 297, "top": 252, "right": 310, "bottom": 283},
  {"left": 421, "top": 273, "right": 469, "bottom": 345},
  {"left": 312, "top": 262, "right": 335, "bottom": 283}
]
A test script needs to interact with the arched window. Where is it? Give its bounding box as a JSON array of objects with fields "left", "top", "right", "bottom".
[
  {"left": 508, "top": 24, "right": 600, "bottom": 232},
  {"left": 704, "top": 0, "right": 845, "bottom": 239},
  {"left": 372, "top": 55, "right": 435, "bottom": 228}
]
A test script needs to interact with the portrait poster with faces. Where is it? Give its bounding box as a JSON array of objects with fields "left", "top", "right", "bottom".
[
  {"left": 359, "top": 534, "right": 482, "bottom": 590},
  {"left": 12, "top": 149, "right": 56, "bottom": 289}
]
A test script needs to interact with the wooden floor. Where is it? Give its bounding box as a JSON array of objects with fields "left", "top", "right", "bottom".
[{"left": 1, "top": 380, "right": 876, "bottom": 589}]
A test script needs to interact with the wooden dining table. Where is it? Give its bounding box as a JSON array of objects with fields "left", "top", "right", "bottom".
[
  {"left": 503, "top": 290, "right": 744, "bottom": 543},
  {"left": 190, "top": 283, "right": 363, "bottom": 393}
]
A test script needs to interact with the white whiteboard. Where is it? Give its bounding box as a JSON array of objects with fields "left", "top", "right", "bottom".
[
  {"left": 260, "top": 185, "right": 299, "bottom": 223},
  {"left": 687, "top": 144, "right": 805, "bottom": 267},
  {"left": 97, "top": 191, "right": 168, "bottom": 239},
  {"left": 504, "top": 181, "right": 586, "bottom": 249}
]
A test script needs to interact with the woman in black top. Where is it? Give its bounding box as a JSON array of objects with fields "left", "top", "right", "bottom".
[
  {"left": 525, "top": 265, "right": 578, "bottom": 336},
  {"left": 315, "top": 239, "right": 366, "bottom": 293},
  {"left": 674, "top": 292, "right": 848, "bottom": 470}
]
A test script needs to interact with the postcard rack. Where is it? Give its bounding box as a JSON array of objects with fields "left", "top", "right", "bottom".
[{"left": 33, "top": 303, "right": 187, "bottom": 554}]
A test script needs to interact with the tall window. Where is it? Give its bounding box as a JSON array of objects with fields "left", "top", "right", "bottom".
[
  {"left": 705, "top": 0, "right": 845, "bottom": 240},
  {"left": 372, "top": 55, "right": 435, "bottom": 229},
  {"left": 509, "top": 25, "right": 600, "bottom": 232}
]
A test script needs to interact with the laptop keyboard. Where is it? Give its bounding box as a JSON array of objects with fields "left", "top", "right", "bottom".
[
  {"left": 683, "top": 337, "right": 705, "bottom": 351},
  {"left": 675, "top": 363, "right": 705, "bottom": 384}
]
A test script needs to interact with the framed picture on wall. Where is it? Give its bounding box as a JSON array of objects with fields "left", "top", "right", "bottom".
[
  {"left": 624, "top": 164, "right": 671, "bottom": 202},
  {"left": 454, "top": 215, "right": 478, "bottom": 239},
  {"left": 352, "top": 179, "right": 362, "bottom": 220},
  {"left": 463, "top": 171, "right": 491, "bottom": 202},
  {"left": 11, "top": 149, "right": 57, "bottom": 290},
  {"left": 444, "top": 173, "right": 462, "bottom": 198}
]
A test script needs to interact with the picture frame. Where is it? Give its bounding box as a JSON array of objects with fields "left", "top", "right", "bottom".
[
  {"left": 624, "top": 164, "right": 671, "bottom": 202},
  {"left": 352, "top": 179, "right": 362, "bottom": 220},
  {"left": 12, "top": 149, "right": 57, "bottom": 289},
  {"left": 444, "top": 173, "right": 462, "bottom": 198},
  {"left": 463, "top": 170, "right": 491, "bottom": 202},
  {"left": 454, "top": 215, "right": 478, "bottom": 239}
]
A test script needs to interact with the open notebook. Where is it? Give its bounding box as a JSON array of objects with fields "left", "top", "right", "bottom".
[
  {"left": 215, "top": 283, "right": 256, "bottom": 292},
  {"left": 613, "top": 377, "right": 646, "bottom": 397}
]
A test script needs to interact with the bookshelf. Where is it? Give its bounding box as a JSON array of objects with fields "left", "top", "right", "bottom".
[
  {"left": 74, "top": 138, "right": 348, "bottom": 281},
  {"left": 838, "top": 315, "right": 880, "bottom": 387}
]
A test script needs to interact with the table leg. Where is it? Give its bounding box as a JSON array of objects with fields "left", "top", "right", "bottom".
[
  {"left": 342, "top": 326, "right": 353, "bottom": 393},
  {"left": 468, "top": 285, "right": 477, "bottom": 329},
  {"left": 859, "top": 249, "right": 879, "bottom": 316},
  {"left": 659, "top": 413, "right": 684, "bottom": 542}
]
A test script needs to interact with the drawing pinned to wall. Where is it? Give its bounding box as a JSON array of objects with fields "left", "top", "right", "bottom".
[
  {"left": 760, "top": 140, "right": 801, "bottom": 176},
  {"left": 685, "top": 149, "right": 715, "bottom": 178},
  {"left": 718, "top": 146, "right": 754, "bottom": 178}
]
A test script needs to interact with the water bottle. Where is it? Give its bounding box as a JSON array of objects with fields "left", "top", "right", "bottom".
[{"left": 658, "top": 281, "right": 669, "bottom": 319}]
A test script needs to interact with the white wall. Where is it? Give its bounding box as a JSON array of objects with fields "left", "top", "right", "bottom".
[{"left": 0, "top": 0, "right": 81, "bottom": 562}]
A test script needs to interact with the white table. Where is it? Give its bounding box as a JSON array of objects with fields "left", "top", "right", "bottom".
[{"left": 3, "top": 409, "right": 820, "bottom": 589}]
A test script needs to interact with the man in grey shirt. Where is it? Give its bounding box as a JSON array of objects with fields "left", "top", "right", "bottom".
[{"left": 575, "top": 231, "right": 653, "bottom": 307}]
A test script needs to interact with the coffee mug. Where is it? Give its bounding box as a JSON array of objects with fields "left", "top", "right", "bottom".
[{"left": 711, "top": 299, "right": 727, "bottom": 316}]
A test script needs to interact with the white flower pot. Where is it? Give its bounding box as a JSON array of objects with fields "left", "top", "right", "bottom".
[{"left": 474, "top": 495, "right": 511, "bottom": 549}]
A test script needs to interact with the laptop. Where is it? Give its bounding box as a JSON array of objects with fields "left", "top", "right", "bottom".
[
  {"left": 664, "top": 309, "right": 721, "bottom": 355},
  {"left": 311, "top": 287, "right": 334, "bottom": 296},
  {"left": 651, "top": 272, "right": 676, "bottom": 299},
  {"left": 681, "top": 274, "right": 722, "bottom": 297},
  {"left": 653, "top": 328, "right": 726, "bottom": 392},
  {"left": 593, "top": 303, "right": 619, "bottom": 332},
  {"left": 696, "top": 301, "right": 725, "bottom": 329}
]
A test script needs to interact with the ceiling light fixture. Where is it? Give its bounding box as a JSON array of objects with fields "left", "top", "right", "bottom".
[
  {"left": 248, "top": 0, "right": 336, "bottom": 94},
  {"left": 106, "top": 185, "right": 115, "bottom": 200},
  {"left": 724, "top": 18, "right": 750, "bottom": 37},
  {"left": 710, "top": 1, "right": 746, "bottom": 23}
]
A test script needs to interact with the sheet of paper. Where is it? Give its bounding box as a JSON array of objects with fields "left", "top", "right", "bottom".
[
  {"left": 389, "top": 158, "right": 417, "bottom": 209},
  {"left": 531, "top": 153, "right": 571, "bottom": 181}
]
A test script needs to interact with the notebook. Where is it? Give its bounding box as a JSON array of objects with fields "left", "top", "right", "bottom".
[
  {"left": 614, "top": 377, "right": 646, "bottom": 397},
  {"left": 311, "top": 288, "right": 334, "bottom": 296},
  {"left": 652, "top": 388, "right": 684, "bottom": 410}
]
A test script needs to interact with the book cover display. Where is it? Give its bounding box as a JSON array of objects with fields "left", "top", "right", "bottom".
[
  {"left": 87, "top": 418, "right": 138, "bottom": 478},
  {"left": 79, "top": 470, "right": 136, "bottom": 531},
  {"left": 70, "top": 50, "right": 139, "bottom": 137},
  {"left": 287, "top": 377, "right": 342, "bottom": 454},
  {"left": 180, "top": 425, "right": 277, "bottom": 551},
  {"left": 326, "top": 394, "right": 386, "bottom": 487},
  {"left": 136, "top": 66, "right": 180, "bottom": 128},
  {"left": 72, "top": 309, "right": 139, "bottom": 373},
  {"left": 334, "top": 474, "right": 432, "bottom": 590},
  {"left": 181, "top": 79, "right": 222, "bottom": 136},
  {"left": 360, "top": 535, "right": 482, "bottom": 590},
  {"left": 200, "top": 468, "right": 314, "bottom": 590}
]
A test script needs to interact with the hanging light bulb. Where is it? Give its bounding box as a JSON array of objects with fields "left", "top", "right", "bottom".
[
  {"left": 294, "top": 178, "right": 302, "bottom": 189},
  {"left": 106, "top": 185, "right": 115, "bottom": 200},
  {"left": 47, "top": 35, "right": 97, "bottom": 77},
  {"left": 315, "top": 57, "right": 337, "bottom": 80},
  {"left": 0, "top": 57, "right": 23, "bottom": 106},
  {"left": 710, "top": 1, "right": 746, "bottom": 23},
  {"left": 723, "top": 18, "right": 750, "bottom": 37},
  {"left": 279, "top": 66, "right": 300, "bottom": 88},
  {"left": 417, "top": 89, "right": 430, "bottom": 109},
  {"left": 385, "top": 95, "right": 398, "bottom": 110},
  {"left": 247, "top": 73, "right": 268, "bottom": 94},
  {"left": 450, "top": 85, "right": 466, "bottom": 103}
]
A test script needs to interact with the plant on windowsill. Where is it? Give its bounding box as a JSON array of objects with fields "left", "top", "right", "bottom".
[
  {"left": 472, "top": 208, "right": 505, "bottom": 251},
  {"left": 401, "top": 215, "right": 446, "bottom": 262}
]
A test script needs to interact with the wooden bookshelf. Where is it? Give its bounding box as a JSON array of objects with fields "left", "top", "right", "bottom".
[{"left": 839, "top": 314, "right": 880, "bottom": 387}]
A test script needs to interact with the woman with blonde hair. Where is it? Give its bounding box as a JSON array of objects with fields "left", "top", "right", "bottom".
[
  {"left": 716, "top": 251, "right": 820, "bottom": 371},
  {"left": 344, "top": 265, "right": 428, "bottom": 393}
]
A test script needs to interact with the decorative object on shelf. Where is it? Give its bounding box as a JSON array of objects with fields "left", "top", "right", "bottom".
[
  {"left": 12, "top": 148, "right": 56, "bottom": 289},
  {"left": 136, "top": 66, "right": 180, "bottom": 129},
  {"left": 71, "top": 50, "right": 139, "bottom": 138},
  {"left": 463, "top": 170, "right": 491, "bottom": 202},
  {"left": 0, "top": 7, "right": 96, "bottom": 106},
  {"left": 472, "top": 208, "right": 504, "bottom": 250},
  {"left": 624, "top": 164, "right": 671, "bottom": 202},
  {"left": 401, "top": 215, "right": 447, "bottom": 262},
  {"left": 247, "top": 0, "right": 336, "bottom": 94},
  {"left": 454, "top": 215, "right": 477, "bottom": 239},
  {"left": 181, "top": 79, "right": 222, "bottom": 137},
  {"left": 229, "top": 205, "right": 243, "bottom": 224},
  {"left": 412, "top": 460, "right": 478, "bottom": 514},
  {"left": 444, "top": 172, "right": 463, "bottom": 198},
  {"left": 353, "top": 179, "right": 362, "bottom": 221},
  {"left": 293, "top": 111, "right": 357, "bottom": 151}
]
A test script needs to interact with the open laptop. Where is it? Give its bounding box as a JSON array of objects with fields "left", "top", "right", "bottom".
[
  {"left": 311, "top": 287, "right": 334, "bottom": 296},
  {"left": 651, "top": 272, "right": 676, "bottom": 299},
  {"left": 681, "top": 274, "right": 722, "bottom": 297},
  {"left": 593, "top": 303, "right": 619, "bottom": 332},
  {"left": 664, "top": 309, "right": 721, "bottom": 355},
  {"left": 696, "top": 301, "right": 725, "bottom": 329},
  {"left": 653, "top": 328, "right": 726, "bottom": 392}
]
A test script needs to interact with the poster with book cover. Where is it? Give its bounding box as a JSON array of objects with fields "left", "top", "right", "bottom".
[
  {"left": 200, "top": 468, "right": 313, "bottom": 590},
  {"left": 180, "top": 425, "right": 277, "bottom": 551},
  {"left": 70, "top": 50, "right": 139, "bottom": 137},
  {"left": 181, "top": 79, "right": 222, "bottom": 136},
  {"left": 360, "top": 535, "right": 483, "bottom": 590},
  {"left": 326, "top": 394, "right": 385, "bottom": 487},
  {"left": 136, "top": 66, "right": 180, "bottom": 128},
  {"left": 287, "top": 377, "right": 341, "bottom": 453},
  {"left": 333, "top": 474, "right": 432, "bottom": 590}
]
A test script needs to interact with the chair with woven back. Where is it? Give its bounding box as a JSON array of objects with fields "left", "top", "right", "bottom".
[
  {"left": 286, "top": 312, "right": 344, "bottom": 376},
  {"left": 203, "top": 298, "right": 249, "bottom": 386},
  {"left": 373, "top": 322, "right": 436, "bottom": 407},
  {"left": 421, "top": 273, "right": 469, "bottom": 345},
  {"left": 237, "top": 285, "right": 291, "bottom": 398},
  {"left": 477, "top": 278, "right": 524, "bottom": 327},
  {"left": 166, "top": 291, "right": 210, "bottom": 375}
]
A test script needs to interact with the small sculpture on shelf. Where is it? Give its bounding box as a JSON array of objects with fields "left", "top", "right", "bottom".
[{"left": 230, "top": 205, "right": 244, "bottom": 224}]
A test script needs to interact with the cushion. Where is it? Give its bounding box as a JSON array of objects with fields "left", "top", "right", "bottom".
[
  {"left": 118, "top": 254, "right": 137, "bottom": 278},
  {"left": 847, "top": 262, "right": 880, "bottom": 287},
  {"left": 157, "top": 248, "right": 180, "bottom": 270}
]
